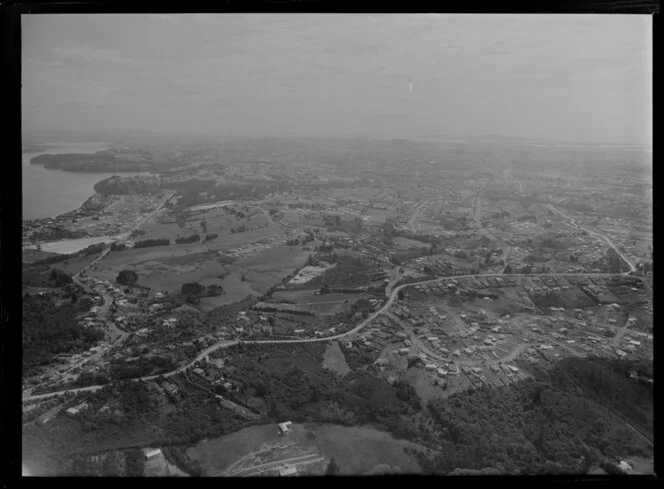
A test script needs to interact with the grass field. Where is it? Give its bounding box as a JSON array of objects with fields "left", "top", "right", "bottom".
[
  {"left": 134, "top": 258, "right": 228, "bottom": 292},
  {"left": 404, "top": 366, "right": 441, "bottom": 403},
  {"left": 199, "top": 275, "right": 260, "bottom": 311},
  {"left": 270, "top": 289, "right": 364, "bottom": 316},
  {"left": 322, "top": 342, "right": 351, "bottom": 377},
  {"left": 311, "top": 424, "right": 425, "bottom": 475},
  {"left": 232, "top": 245, "right": 311, "bottom": 295},
  {"left": 22, "top": 249, "right": 63, "bottom": 264},
  {"left": 26, "top": 235, "right": 119, "bottom": 255},
  {"left": 272, "top": 290, "right": 358, "bottom": 305},
  {"left": 50, "top": 253, "right": 99, "bottom": 275},
  {"left": 92, "top": 234, "right": 295, "bottom": 300},
  {"left": 186, "top": 424, "right": 278, "bottom": 474},
  {"left": 186, "top": 422, "right": 426, "bottom": 476}
]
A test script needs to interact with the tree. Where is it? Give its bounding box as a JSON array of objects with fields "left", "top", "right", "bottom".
[
  {"left": 181, "top": 282, "right": 205, "bottom": 297},
  {"left": 125, "top": 448, "right": 146, "bottom": 476},
  {"left": 116, "top": 269, "right": 138, "bottom": 286},
  {"left": 49, "top": 268, "right": 73, "bottom": 287},
  {"left": 326, "top": 457, "right": 340, "bottom": 475},
  {"left": 102, "top": 452, "right": 122, "bottom": 476}
]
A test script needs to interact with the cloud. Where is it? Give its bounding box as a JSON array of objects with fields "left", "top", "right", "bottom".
[{"left": 52, "top": 43, "right": 133, "bottom": 65}]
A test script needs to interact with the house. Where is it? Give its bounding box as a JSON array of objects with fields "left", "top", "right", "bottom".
[
  {"left": 144, "top": 448, "right": 162, "bottom": 460},
  {"left": 193, "top": 368, "right": 205, "bottom": 376},
  {"left": 66, "top": 402, "right": 89, "bottom": 417},
  {"left": 278, "top": 465, "right": 298, "bottom": 477},
  {"left": 66, "top": 407, "right": 81, "bottom": 416},
  {"left": 278, "top": 421, "right": 292, "bottom": 434}
]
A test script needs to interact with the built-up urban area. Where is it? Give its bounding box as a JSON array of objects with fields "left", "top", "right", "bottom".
[{"left": 22, "top": 137, "right": 653, "bottom": 477}]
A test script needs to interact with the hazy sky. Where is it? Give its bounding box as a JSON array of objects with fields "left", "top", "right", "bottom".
[{"left": 22, "top": 14, "right": 652, "bottom": 145}]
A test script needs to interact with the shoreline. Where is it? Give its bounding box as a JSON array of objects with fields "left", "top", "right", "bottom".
[{"left": 22, "top": 141, "right": 152, "bottom": 222}]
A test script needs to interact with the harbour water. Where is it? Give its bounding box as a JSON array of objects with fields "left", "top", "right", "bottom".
[{"left": 22, "top": 141, "right": 150, "bottom": 221}]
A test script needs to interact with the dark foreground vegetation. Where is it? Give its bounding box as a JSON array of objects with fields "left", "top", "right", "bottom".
[
  {"left": 23, "top": 341, "right": 652, "bottom": 476},
  {"left": 23, "top": 279, "right": 103, "bottom": 372}
]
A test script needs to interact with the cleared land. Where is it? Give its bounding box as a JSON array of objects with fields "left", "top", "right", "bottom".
[
  {"left": 186, "top": 422, "right": 427, "bottom": 476},
  {"left": 92, "top": 240, "right": 302, "bottom": 303},
  {"left": 24, "top": 235, "right": 119, "bottom": 255},
  {"left": 22, "top": 249, "right": 62, "bottom": 264},
  {"left": 322, "top": 341, "right": 351, "bottom": 377},
  {"left": 50, "top": 253, "right": 100, "bottom": 276},
  {"left": 393, "top": 237, "right": 431, "bottom": 250}
]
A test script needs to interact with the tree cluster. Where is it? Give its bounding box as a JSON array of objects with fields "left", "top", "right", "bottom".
[
  {"left": 133, "top": 238, "right": 170, "bottom": 248},
  {"left": 116, "top": 270, "right": 138, "bottom": 286},
  {"left": 23, "top": 295, "right": 103, "bottom": 371},
  {"left": 175, "top": 234, "right": 200, "bottom": 244}
]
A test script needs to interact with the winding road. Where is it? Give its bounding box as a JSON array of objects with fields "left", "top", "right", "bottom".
[{"left": 23, "top": 271, "right": 633, "bottom": 403}]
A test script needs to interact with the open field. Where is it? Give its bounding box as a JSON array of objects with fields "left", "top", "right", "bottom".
[
  {"left": 91, "top": 235, "right": 296, "bottom": 296},
  {"left": 22, "top": 249, "right": 62, "bottom": 264},
  {"left": 50, "top": 253, "right": 105, "bottom": 276},
  {"left": 272, "top": 289, "right": 358, "bottom": 305},
  {"left": 187, "top": 422, "right": 427, "bottom": 476},
  {"left": 24, "top": 235, "right": 119, "bottom": 255},
  {"left": 139, "top": 219, "right": 281, "bottom": 250},
  {"left": 289, "top": 266, "right": 329, "bottom": 285},
  {"left": 234, "top": 245, "right": 311, "bottom": 294},
  {"left": 403, "top": 366, "right": 442, "bottom": 403},
  {"left": 187, "top": 200, "right": 235, "bottom": 212},
  {"left": 302, "top": 424, "right": 426, "bottom": 475},
  {"left": 135, "top": 259, "right": 228, "bottom": 292},
  {"left": 200, "top": 275, "right": 260, "bottom": 311},
  {"left": 322, "top": 341, "right": 351, "bottom": 377},
  {"left": 94, "top": 247, "right": 230, "bottom": 290},
  {"left": 393, "top": 237, "right": 431, "bottom": 250},
  {"left": 189, "top": 246, "right": 312, "bottom": 311}
]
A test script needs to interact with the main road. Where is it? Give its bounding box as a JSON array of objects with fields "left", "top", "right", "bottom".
[
  {"left": 23, "top": 271, "right": 632, "bottom": 403},
  {"left": 408, "top": 200, "right": 432, "bottom": 233},
  {"left": 548, "top": 205, "right": 637, "bottom": 273}
]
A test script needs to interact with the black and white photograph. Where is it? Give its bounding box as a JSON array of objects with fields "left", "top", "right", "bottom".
[{"left": 18, "top": 12, "right": 653, "bottom": 477}]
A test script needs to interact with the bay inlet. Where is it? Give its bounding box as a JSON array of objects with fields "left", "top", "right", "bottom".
[{"left": 22, "top": 141, "right": 151, "bottom": 221}]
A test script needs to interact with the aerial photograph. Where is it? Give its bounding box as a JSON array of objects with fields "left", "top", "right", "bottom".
[{"left": 21, "top": 14, "right": 653, "bottom": 477}]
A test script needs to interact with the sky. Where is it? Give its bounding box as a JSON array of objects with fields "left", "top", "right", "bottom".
[{"left": 22, "top": 14, "right": 652, "bottom": 145}]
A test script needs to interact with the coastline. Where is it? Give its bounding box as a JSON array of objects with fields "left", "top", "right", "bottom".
[{"left": 22, "top": 141, "right": 152, "bottom": 221}]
